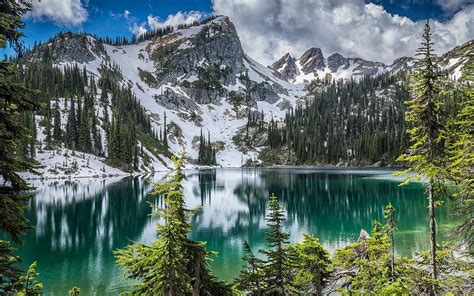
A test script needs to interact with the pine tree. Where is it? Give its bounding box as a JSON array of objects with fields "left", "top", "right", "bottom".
[
  {"left": 384, "top": 203, "right": 397, "bottom": 281},
  {"left": 0, "top": 2, "right": 39, "bottom": 292},
  {"left": 13, "top": 262, "right": 43, "bottom": 295},
  {"left": 260, "top": 194, "right": 296, "bottom": 295},
  {"left": 52, "top": 102, "right": 61, "bottom": 146},
  {"left": 289, "top": 234, "right": 331, "bottom": 296},
  {"left": 163, "top": 112, "right": 168, "bottom": 148},
  {"left": 235, "top": 240, "right": 264, "bottom": 295},
  {"left": 396, "top": 21, "right": 447, "bottom": 288},
  {"left": 66, "top": 97, "right": 78, "bottom": 149},
  {"left": 447, "top": 61, "right": 474, "bottom": 251},
  {"left": 115, "top": 152, "right": 231, "bottom": 295}
]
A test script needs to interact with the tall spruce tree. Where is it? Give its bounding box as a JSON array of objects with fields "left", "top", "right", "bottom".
[
  {"left": 384, "top": 203, "right": 397, "bottom": 281},
  {"left": 260, "top": 194, "right": 296, "bottom": 295},
  {"left": 396, "top": 21, "right": 446, "bottom": 288},
  {"left": 0, "top": 0, "right": 39, "bottom": 293},
  {"left": 115, "top": 152, "right": 231, "bottom": 295},
  {"left": 235, "top": 240, "right": 264, "bottom": 295},
  {"left": 447, "top": 61, "right": 474, "bottom": 251}
]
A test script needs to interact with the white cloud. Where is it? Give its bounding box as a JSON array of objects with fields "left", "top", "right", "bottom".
[
  {"left": 131, "top": 23, "right": 147, "bottom": 37},
  {"left": 124, "top": 10, "right": 131, "bottom": 19},
  {"left": 27, "top": 0, "right": 88, "bottom": 27},
  {"left": 147, "top": 11, "right": 204, "bottom": 30},
  {"left": 212, "top": 0, "right": 474, "bottom": 65}
]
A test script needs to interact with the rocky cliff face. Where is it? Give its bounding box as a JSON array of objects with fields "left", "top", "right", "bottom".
[
  {"left": 299, "top": 47, "right": 325, "bottom": 74},
  {"left": 27, "top": 32, "right": 106, "bottom": 63},
  {"left": 147, "top": 16, "right": 245, "bottom": 86},
  {"left": 270, "top": 53, "right": 299, "bottom": 81}
]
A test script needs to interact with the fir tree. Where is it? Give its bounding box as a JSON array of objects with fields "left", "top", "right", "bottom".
[
  {"left": 289, "top": 234, "right": 331, "bottom": 296},
  {"left": 396, "top": 21, "right": 447, "bottom": 288},
  {"left": 260, "top": 194, "right": 296, "bottom": 295},
  {"left": 235, "top": 240, "right": 264, "bottom": 295},
  {"left": 0, "top": 0, "right": 39, "bottom": 292},
  {"left": 115, "top": 152, "right": 231, "bottom": 295},
  {"left": 384, "top": 203, "right": 397, "bottom": 281},
  {"left": 52, "top": 102, "right": 61, "bottom": 146},
  {"left": 447, "top": 61, "right": 474, "bottom": 251}
]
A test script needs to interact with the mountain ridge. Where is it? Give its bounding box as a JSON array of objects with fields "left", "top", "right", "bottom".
[{"left": 19, "top": 15, "right": 474, "bottom": 177}]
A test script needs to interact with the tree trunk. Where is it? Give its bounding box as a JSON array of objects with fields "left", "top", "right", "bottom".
[
  {"left": 428, "top": 180, "right": 437, "bottom": 292},
  {"left": 314, "top": 274, "right": 322, "bottom": 296}
]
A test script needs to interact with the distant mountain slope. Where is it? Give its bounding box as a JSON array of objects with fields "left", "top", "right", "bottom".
[
  {"left": 270, "top": 40, "right": 473, "bottom": 83},
  {"left": 20, "top": 16, "right": 473, "bottom": 176}
]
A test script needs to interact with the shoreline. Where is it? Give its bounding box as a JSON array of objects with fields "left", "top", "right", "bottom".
[{"left": 23, "top": 164, "right": 406, "bottom": 181}]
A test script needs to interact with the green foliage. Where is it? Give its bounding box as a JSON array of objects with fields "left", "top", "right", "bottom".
[
  {"left": 234, "top": 240, "right": 264, "bottom": 295},
  {"left": 289, "top": 234, "right": 332, "bottom": 296},
  {"left": 0, "top": 1, "right": 39, "bottom": 292},
  {"left": 332, "top": 221, "right": 412, "bottom": 294},
  {"left": 395, "top": 21, "right": 449, "bottom": 285},
  {"left": 446, "top": 61, "right": 474, "bottom": 252},
  {"left": 69, "top": 287, "right": 81, "bottom": 296},
  {"left": 115, "top": 152, "right": 231, "bottom": 295},
  {"left": 260, "top": 194, "right": 297, "bottom": 295},
  {"left": 263, "top": 72, "right": 408, "bottom": 165},
  {"left": 14, "top": 262, "right": 43, "bottom": 295},
  {"left": 0, "top": 240, "right": 22, "bottom": 294},
  {"left": 197, "top": 129, "right": 217, "bottom": 165}
]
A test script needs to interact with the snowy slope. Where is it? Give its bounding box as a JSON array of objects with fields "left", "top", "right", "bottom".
[{"left": 31, "top": 17, "right": 307, "bottom": 173}]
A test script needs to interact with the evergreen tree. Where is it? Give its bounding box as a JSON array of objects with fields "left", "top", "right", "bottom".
[
  {"left": 115, "top": 152, "right": 231, "bottom": 295},
  {"left": 163, "top": 112, "right": 168, "bottom": 148},
  {"left": 235, "top": 240, "right": 264, "bottom": 295},
  {"left": 52, "top": 102, "right": 61, "bottom": 146},
  {"left": 13, "top": 262, "right": 43, "bottom": 295},
  {"left": 260, "top": 194, "right": 296, "bottom": 295},
  {"left": 396, "top": 21, "right": 447, "bottom": 288},
  {"left": 384, "top": 203, "right": 397, "bottom": 280},
  {"left": 289, "top": 234, "right": 331, "bottom": 296},
  {"left": 0, "top": 0, "right": 39, "bottom": 292},
  {"left": 66, "top": 97, "right": 78, "bottom": 149},
  {"left": 447, "top": 61, "right": 474, "bottom": 251}
]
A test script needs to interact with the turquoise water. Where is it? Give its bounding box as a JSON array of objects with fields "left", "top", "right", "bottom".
[{"left": 17, "top": 168, "right": 457, "bottom": 295}]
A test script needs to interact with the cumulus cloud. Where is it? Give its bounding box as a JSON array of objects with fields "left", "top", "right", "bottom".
[
  {"left": 27, "top": 0, "right": 88, "bottom": 27},
  {"left": 212, "top": 0, "right": 474, "bottom": 65},
  {"left": 147, "top": 11, "right": 204, "bottom": 30}
]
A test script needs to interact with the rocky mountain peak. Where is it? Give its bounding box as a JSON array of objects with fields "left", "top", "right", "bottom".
[
  {"left": 299, "top": 47, "right": 325, "bottom": 74},
  {"left": 147, "top": 14, "right": 245, "bottom": 88},
  {"left": 327, "top": 53, "right": 349, "bottom": 72},
  {"left": 269, "top": 53, "right": 299, "bottom": 81},
  {"left": 27, "top": 32, "right": 105, "bottom": 63}
]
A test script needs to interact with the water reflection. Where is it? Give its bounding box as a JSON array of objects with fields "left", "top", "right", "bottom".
[{"left": 19, "top": 169, "right": 456, "bottom": 295}]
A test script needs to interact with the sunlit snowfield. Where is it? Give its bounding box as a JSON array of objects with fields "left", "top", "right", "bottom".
[{"left": 19, "top": 168, "right": 458, "bottom": 295}]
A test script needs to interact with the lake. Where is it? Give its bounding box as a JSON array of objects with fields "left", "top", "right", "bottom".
[{"left": 18, "top": 168, "right": 458, "bottom": 295}]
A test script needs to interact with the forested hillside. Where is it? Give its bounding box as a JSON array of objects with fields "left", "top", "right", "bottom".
[
  {"left": 13, "top": 60, "right": 172, "bottom": 174},
  {"left": 259, "top": 73, "right": 410, "bottom": 166}
]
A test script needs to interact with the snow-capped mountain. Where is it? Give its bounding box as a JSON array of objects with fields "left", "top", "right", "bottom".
[
  {"left": 24, "top": 16, "right": 306, "bottom": 177},
  {"left": 270, "top": 40, "right": 472, "bottom": 83},
  {"left": 269, "top": 47, "right": 410, "bottom": 83},
  {"left": 22, "top": 15, "right": 473, "bottom": 177}
]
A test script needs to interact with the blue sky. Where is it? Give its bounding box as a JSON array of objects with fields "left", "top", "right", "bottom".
[
  {"left": 20, "top": 0, "right": 469, "bottom": 47},
  {"left": 7, "top": 0, "right": 474, "bottom": 64}
]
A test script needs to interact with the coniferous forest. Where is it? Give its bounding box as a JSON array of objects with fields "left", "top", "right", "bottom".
[{"left": 0, "top": 0, "right": 473, "bottom": 295}]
